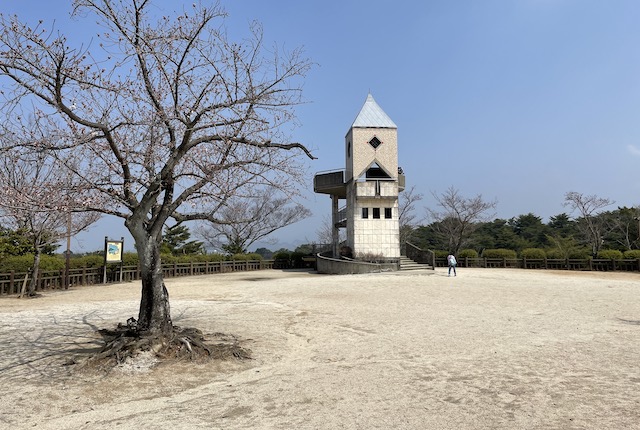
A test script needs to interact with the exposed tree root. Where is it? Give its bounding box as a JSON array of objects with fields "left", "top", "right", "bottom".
[{"left": 78, "top": 319, "right": 251, "bottom": 371}]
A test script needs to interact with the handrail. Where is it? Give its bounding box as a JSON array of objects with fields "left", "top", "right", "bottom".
[{"left": 405, "top": 242, "right": 436, "bottom": 270}]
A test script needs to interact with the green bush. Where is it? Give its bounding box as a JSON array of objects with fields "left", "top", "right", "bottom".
[
  {"left": 229, "top": 253, "right": 262, "bottom": 261},
  {"left": 568, "top": 248, "right": 591, "bottom": 259},
  {"left": 0, "top": 254, "right": 65, "bottom": 273},
  {"left": 159, "top": 253, "right": 179, "bottom": 264},
  {"left": 458, "top": 249, "right": 478, "bottom": 258},
  {"left": 623, "top": 250, "right": 640, "bottom": 259},
  {"left": 482, "top": 249, "right": 517, "bottom": 259},
  {"left": 597, "top": 249, "right": 623, "bottom": 260},
  {"left": 545, "top": 247, "right": 592, "bottom": 259},
  {"left": 434, "top": 250, "right": 449, "bottom": 258},
  {"left": 69, "top": 254, "right": 104, "bottom": 268},
  {"left": 545, "top": 249, "right": 561, "bottom": 259},
  {"left": 122, "top": 252, "right": 139, "bottom": 266},
  {"left": 273, "top": 251, "right": 291, "bottom": 261},
  {"left": 290, "top": 251, "right": 306, "bottom": 267},
  {"left": 521, "top": 248, "right": 546, "bottom": 259},
  {"left": 245, "top": 253, "right": 263, "bottom": 261},
  {"left": 196, "top": 253, "right": 225, "bottom": 262}
]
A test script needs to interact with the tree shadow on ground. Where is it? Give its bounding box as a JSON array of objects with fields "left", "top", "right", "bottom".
[
  {"left": 616, "top": 318, "right": 640, "bottom": 325},
  {"left": 0, "top": 310, "right": 250, "bottom": 380}
]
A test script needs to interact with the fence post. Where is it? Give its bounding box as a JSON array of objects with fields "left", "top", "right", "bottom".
[{"left": 9, "top": 271, "right": 15, "bottom": 295}]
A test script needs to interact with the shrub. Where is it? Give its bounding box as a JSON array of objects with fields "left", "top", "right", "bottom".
[
  {"left": 434, "top": 250, "right": 449, "bottom": 258},
  {"left": 458, "top": 249, "right": 478, "bottom": 258},
  {"left": 545, "top": 249, "right": 564, "bottom": 259},
  {"left": 69, "top": 254, "right": 105, "bottom": 268},
  {"left": 273, "top": 251, "right": 291, "bottom": 261},
  {"left": 623, "top": 250, "right": 640, "bottom": 259},
  {"left": 272, "top": 251, "right": 291, "bottom": 269},
  {"left": 481, "top": 249, "right": 517, "bottom": 259},
  {"left": 230, "top": 253, "right": 262, "bottom": 261},
  {"left": 546, "top": 247, "right": 592, "bottom": 259},
  {"left": 568, "top": 248, "right": 591, "bottom": 259},
  {"left": 290, "top": 251, "right": 306, "bottom": 267},
  {"left": 597, "top": 249, "right": 623, "bottom": 260},
  {"left": 198, "top": 253, "right": 225, "bottom": 262},
  {"left": 0, "top": 254, "right": 65, "bottom": 273},
  {"left": 521, "top": 248, "right": 546, "bottom": 259},
  {"left": 122, "top": 252, "right": 139, "bottom": 266},
  {"left": 160, "top": 253, "right": 179, "bottom": 264}
]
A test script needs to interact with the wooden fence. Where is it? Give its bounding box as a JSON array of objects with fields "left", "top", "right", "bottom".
[
  {"left": 435, "top": 257, "right": 640, "bottom": 272},
  {"left": 0, "top": 259, "right": 274, "bottom": 296}
]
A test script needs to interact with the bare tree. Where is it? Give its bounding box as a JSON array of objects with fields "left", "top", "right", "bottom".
[
  {"left": 197, "top": 192, "right": 311, "bottom": 254},
  {"left": 315, "top": 214, "right": 346, "bottom": 246},
  {"left": 563, "top": 191, "right": 614, "bottom": 256},
  {"left": 0, "top": 141, "right": 99, "bottom": 296},
  {"left": 0, "top": 0, "right": 314, "bottom": 353},
  {"left": 604, "top": 206, "right": 640, "bottom": 251},
  {"left": 427, "top": 187, "right": 497, "bottom": 255},
  {"left": 399, "top": 185, "right": 423, "bottom": 247}
]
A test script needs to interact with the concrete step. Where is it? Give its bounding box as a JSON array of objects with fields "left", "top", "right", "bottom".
[{"left": 399, "top": 256, "right": 433, "bottom": 271}]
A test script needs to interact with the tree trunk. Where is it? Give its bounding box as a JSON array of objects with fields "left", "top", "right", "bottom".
[
  {"left": 27, "top": 248, "right": 42, "bottom": 296},
  {"left": 135, "top": 233, "right": 172, "bottom": 335}
]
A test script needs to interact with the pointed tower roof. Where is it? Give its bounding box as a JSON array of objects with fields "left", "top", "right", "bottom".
[{"left": 351, "top": 94, "right": 397, "bottom": 129}]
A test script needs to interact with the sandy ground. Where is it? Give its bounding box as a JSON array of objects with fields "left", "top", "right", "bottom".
[{"left": 1, "top": 267, "right": 640, "bottom": 430}]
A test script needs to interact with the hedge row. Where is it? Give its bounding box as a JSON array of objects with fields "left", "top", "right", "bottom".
[
  {"left": 436, "top": 248, "right": 640, "bottom": 260},
  {"left": 0, "top": 252, "right": 264, "bottom": 273}
]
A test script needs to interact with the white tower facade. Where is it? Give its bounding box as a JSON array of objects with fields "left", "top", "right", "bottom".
[{"left": 345, "top": 94, "right": 401, "bottom": 259}]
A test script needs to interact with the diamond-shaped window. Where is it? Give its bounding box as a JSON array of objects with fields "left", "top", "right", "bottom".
[{"left": 369, "top": 136, "right": 382, "bottom": 149}]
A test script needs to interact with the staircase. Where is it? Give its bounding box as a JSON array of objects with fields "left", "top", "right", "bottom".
[{"left": 400, "top": 255, "right": 433, "bottom": 271}]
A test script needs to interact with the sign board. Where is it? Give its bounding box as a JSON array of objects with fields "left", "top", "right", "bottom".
[
  {"left": 103, "top": 237, "right": 124, "bottom": 284},
  {"left": 104, "top": 239, "right": 123, "bottom": 263}
]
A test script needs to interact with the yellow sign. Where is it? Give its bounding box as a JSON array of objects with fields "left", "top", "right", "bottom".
[{"left": 105, "top": 241, "right": 123, "bottom": 263}]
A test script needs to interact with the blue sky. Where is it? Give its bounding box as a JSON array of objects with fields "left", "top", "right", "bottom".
[{"left": 4, "top": 1, "right": 640, "bottom": 252}]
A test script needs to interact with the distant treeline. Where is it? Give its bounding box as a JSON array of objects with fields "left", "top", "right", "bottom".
[{"left": 410, "top": 208, "right": 640, "bottom": 258}]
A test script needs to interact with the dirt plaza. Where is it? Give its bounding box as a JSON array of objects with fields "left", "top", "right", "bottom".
[{"left": 1, "top": 267, "right": 639, "bottom": 429}]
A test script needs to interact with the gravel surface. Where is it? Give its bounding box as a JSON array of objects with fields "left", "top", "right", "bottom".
[{"left": 1, "top": 268, "right": 639, "bottom": 430}]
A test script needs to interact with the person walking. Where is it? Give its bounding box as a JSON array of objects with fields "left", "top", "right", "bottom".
[{"left": 447, "top": 254, "right": 457, "bottom": 277}]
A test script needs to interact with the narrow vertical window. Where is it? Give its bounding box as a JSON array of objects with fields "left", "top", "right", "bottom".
[
  {"left": 385, "top": 208, "right": 392, "bottom": 219},
  {"left": 373, "top": 208, "right": 380, "bottom": 219},
  {"left": 362, "top": 208, "right": 369, "bottom": 219}
]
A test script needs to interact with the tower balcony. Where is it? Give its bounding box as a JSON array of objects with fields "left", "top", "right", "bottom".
[{"left": 314, "top": 169, "right": 346, "bottom": 198}]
